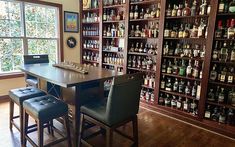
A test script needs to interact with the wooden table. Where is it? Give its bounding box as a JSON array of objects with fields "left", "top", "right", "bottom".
[{"left": 20, "top": 63, "right": 122, "bottom": 147}]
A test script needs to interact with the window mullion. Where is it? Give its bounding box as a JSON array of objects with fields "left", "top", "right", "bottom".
[{"left": 21, "top": 2, "right": 28, "bottom": 55}]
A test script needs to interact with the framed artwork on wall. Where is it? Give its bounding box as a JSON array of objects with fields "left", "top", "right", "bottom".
[
  {"left": 64, "top": 11, "right": 79, "bottom": 33},
  {"left": 83, "top": 0, "right": 91, "bottom": 9}
]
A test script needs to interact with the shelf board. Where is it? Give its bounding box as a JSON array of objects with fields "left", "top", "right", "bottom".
[
  {"left": 83, "top": 59, "right": 99, "bottom": 63},
  {"left": 129, "top": 18, "right": 159, "bottom": 22},
  {"left": 103, "top": 63, "right": 123, "bottom": 67},
  {"left": 103, "top": 36, "right": 124, "bottom": 39},
  {"left": 160, "top": 90, "right": 198, "bottom": 100},
  {"left": 127, "top": 67, "right": 156, "bottom": 73},
  {"left": 157, "top": 105, "right": 199, "bottom": 119},
  {"left": 103, "top": 4, "right": 125, "bottom": 8},
  {"left": 202, "top": 119, "right": 235, "bottom": 134},
  {"left": 206, "top": 101, "right": 235, "bottom": 109},
  {"left": 142, "top": 84, "right": 155, "bottom": 90},
  {"left": 211, "top": 60, "right": 235, "bottom": 65},
  {"left": 82, "top": 8, "right": 99, "bottom": 11},
  {"left": 162, "top": 73, "right": 201, "bottom": 82},
  {"left": 165, "top": 15, "right": 209, "bottom": 19},
  {"left": 164, "top": 37, "right": 206, "bottom": 41},
  {"left": 217, "top": 13, "right": 235, "bottom": 16},
  {"left": 130, "top": 0, "right": 159, "bottom": 5},
  {"left": 128, "top": 52, "right": 156, "bottom": 56},
  {"left": 82, "top": 22, "right": 99, "bottom": 24},
  {"left": 83, "top": 48, "right": 99, "bottom": 51},
  {"left": 129, "top": 37, "right": 158, "bottom": 39},
  {"left": 103, "top": 50, "right": 123, "bottom": 53},
  {"left": 103, "top": 20, "right": 125, "bottom": 23},
  {"left": 214, "top": 38, "right": 235, "bottom": 41},
  {"left": 83, "top": 36, "right": 99, "bottom": 39},
  {"left": 209, "top": 81, "right": 235, "bottom": 87},
  {"left": 140, "top": 99, "right": 156, "bottom": 106},
  {"left": 163, "top": 55, "right": 204, "bottom": 61}
]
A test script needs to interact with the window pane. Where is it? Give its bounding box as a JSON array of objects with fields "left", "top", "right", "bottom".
[
  {"left": 0, "top": 0, "right": 22, "bottom": 37},
  {"left": 0, "top": 39, "right": 23, "bottom": 73},
  {"left": 28, "top": 39, "right": 58, "bottom": 63},
  {"left": 25, "top": 4, "right": 57, "bottom": 38}
]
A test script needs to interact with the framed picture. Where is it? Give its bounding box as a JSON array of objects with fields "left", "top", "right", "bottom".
[
  {"left": 64, "top": 11, "right": 79, "bottom": 33},
  {"left": 83, "top": 0, "right": 91, "bottom": 9}
]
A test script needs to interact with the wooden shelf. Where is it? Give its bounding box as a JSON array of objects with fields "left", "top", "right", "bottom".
[
  {"left": 164, "top": 37, "right": 206, "bottom": 41},
  {"left": 103, "top": 63, "right": 123, "bottom": 67},
  {"left": 83, "top": 48, "right": 99, "bottom": 51},
  {"left": 162, "top": 73, "right": 201, "bottom": 82},
  {"left": 82, "top": 22, "right": 99, "bottom": 24},
  {"left": 103, "top": 36, "right": 124, "bottom": 39},
  {"left": 206, "top": 101, "right": 235, "bottom": 109},
  {"left": 214, "top": 38, "right": 235, "bottom": 41},
  {"left": 82, "top": 8, "right": 99, "bottom": 11},
  {"left": 217, "top": 13, "right": 235, "bottom": 16},
  {"left": 103, "top": 20, "right": 125, "bottom": 23},
  {"left": 127, "top": 67, "right": 156, "bottom": 73},
  {"left": 211, "top": 60, "right": 235, "bottom": 65},
  {"left": 160, "top": 90, "right": 198, "bottom": 100},
  {"left": 103, "top": 4, "right": 125, "bottom": 8},
  {"left": 103, "top": 50, "right": 123, "bottom": 53},
  {"left": 165, "top": 15, "right": 209, "bottom": 19},
  {"left": 129, "top": 18, "right": 159, "bottom": 22},
  {"left": 128, "top": 52, "right": 156, "bottom": 56},
  {"left": 83, "top": 36, "right": 99, "bottom": 39},
  {"left": 163, "top": 56, "right": 204, "bottom": 61},
  {"left": 140, "top": 99, "right": 156, "bottom": 106},
  {"left": 142, "top": 84, "right": 155, "bottom": 90},
  {"left": 83, "top": 60, "right": 99, "bottom": 63},
  {"left": 130, "top": 0, "right": 159, "bottom": 5},
  {"left": 129, "top": 37, "right": 158, "bottom": 39},
  {"left": 209, "top": 81, "right": 235, "bottom": 87}
]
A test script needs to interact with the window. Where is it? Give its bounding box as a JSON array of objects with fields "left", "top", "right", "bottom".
[{"left": 0, "top": 0, "right": 61, "bottom": 74}]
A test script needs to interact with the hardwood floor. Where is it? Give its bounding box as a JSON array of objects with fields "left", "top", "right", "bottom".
[{"left": 0, "top": 101, "right": 235, "bottom": 147}]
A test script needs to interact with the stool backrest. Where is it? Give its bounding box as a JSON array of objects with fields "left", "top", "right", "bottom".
[
  {"left": 24, "top": 54, "right": 49, "bottom": 64},
  {"left": 106, "top": 72, "right": 143, "bottom": 125}
]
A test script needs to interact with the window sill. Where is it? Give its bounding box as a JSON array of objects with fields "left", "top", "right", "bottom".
[{"left": 0, "top": 72, "right": 24, "bottom": 80}]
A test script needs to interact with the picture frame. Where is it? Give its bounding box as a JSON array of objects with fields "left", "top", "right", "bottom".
[
  {"left": 64, "top": 11, "right": 79, "bottom": 33},
  {"left": 83, "top": 0, "right": 91, "bottom": 10}
]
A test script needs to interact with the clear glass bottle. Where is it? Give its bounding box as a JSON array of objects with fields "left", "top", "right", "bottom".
[
  {"left": 219, "top": 107, "right": 226, "bottom": 124},
  {"left": 177, "top": 97, "right": 182, "bottom": 110},
  {"left": 186, "top": 60, "right": 192, "bottom": 77},
  {"left": 218, "top": 87, "right": 225, "bottom": 103},
  {"left": 210, "top": 64, "right": 218, "bottom": 81},
  {"left": 228, "top": 19, "right": 235, "bottom": 39},
  {"left": 219, "top": 42, "right": 228, "bottom": 62},
  {"left": 204, "top": 105, "right": 211, "bottom": 119},
  {"left": 229, "top": 0, "right": 235, "bottom": 13},
  {"left": 165, "top": 78, "right": 172, "bottom": 91}
]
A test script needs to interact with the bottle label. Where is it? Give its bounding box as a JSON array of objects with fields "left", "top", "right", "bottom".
[
  {"left": 220, "top": 75, "right": 226, "bottom": 82},
  {"left": 205, "top": 112, "right": 211, "bottom": 118},
  {"left": 183, "top": 104, "right": 188, "bottom": 110},
  {"left": 219, "top": 4, "right": 225, "bottom": 12},
  {"left": 228, "top": 76, "right": 234, "bottom": 83},
  {"left": 177, "top": 102, "right": 181, "bottom": 108}
]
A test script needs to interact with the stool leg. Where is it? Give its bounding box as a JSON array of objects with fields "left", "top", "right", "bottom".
[
  {"left": 106, "top": 127, "right": 113, "bottom": 147},
  {"left": 78, "top": 114, "right": 84, "bottom": 147},
  {"left": 50, "top": 120, "right": 54, "bottom": 137},
  {"left": 132, "top": 116, "right": 138, "bottom": 147},
  {"left": 9, "top": 100, "right": 14, "bottom": 130},
  {"left": 23, "top": 110, "right": 29, "bottom": 147},
  {"left": 37, "top": 120, "right": 44, "bottom": 147},
  {"left": 63, "top": 115, "right": 72, "bottom": 147},
  {"left": 20, "top": 106, "right": 24, "bottom": 145}
]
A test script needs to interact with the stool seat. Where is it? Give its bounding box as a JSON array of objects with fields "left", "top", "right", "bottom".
[
  {"left": 9, "top": 87, "right": 45, "bottom": 105},
  {"left": 23, "top": 95, "right": 68, "bottom": 122}
]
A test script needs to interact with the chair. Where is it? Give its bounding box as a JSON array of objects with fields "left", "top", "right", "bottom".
[
  {"left": 22, "top": 95, "right": 71, "bottom": 147},
  {"left": 78, "top": 73, "right": 143, "bottom": 147},
  {"left": 23, "top": 54, "right": 49, "bottom": 87}
]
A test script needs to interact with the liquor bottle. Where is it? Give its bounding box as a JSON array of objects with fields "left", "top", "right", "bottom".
[
  {"left": 165, "top": 94, "right": 171, "bottom": 107},
  {"left": 208, "top": 89, "right": 215, "bottom": 101},
  {"left": 132, "top": 56, "right": 136, "bottom": 68},
  {"left": 185, "top": 81, "right": 192, "bottom": 95},
  {"left": 134, "top": 5, "right": 139, "bottom": 19},
  {"left": 219, "top": 42, "right": 228, "bottom": 62},
  {"left": 229, "top": 0, "right": 235, "bottom": 13},
  {"left": 219, "top": 107, "right": 226, "bottom": 124},
  {"left": 200, "top": 0, "right": 208, "bottom": 15},
  {"left": 135, "top": 25, "right": 141, "bottom": 37},
  {"left": 135, "top": 42, "right": 139, "bottom": 52},
  {"left": 172, "top": 59, "right": 179, "bottom": 75},
  {"left": 159, "top": 93, "right": 164, "bottom": 105},
  {"left": 170, "top": 24, "right": 178, "bottom": 38},
  {"left": 161, "top": 75, "right": 166, "bottom": 89},
  {"left": 150, "top": 91, "right": 155, "bottom": 103},
  {"left": 219, "top": 0, "right": 225, "bottom": 13},
  {"left": 171, "top": 96, "right": 177, "bottom": 108},
  {"left": 227, "top": 67, "right": 234, "bottom": 83},
  {"left": 191, "top": 21, "right": 199, "bottom": 38},
  {"left": 192, "top": 60, "right": 200, "bottom": 78},
  {"left": 198, "top": 19, "right": 206, "bottom": 38},
  {"left": 228, "top": 19, "right": 235, "bottom": 39},
  {"left": 151, "top": 5, "right": 157, "bottom": 18},
  {"left": 220, "top": 67, "right": 227, "bottom": 82},
  {"left": 162, "top": 59, "right": 167, "bottom": 73},
  {"left": 190, "top": 100, "right": 197, "bottom": 115},
  {"left": 178, "top": 79, "right": 185, "bottom": 93},
  {"left": 196, "top": 83, "right": 201, "bottom": 100},
  {"left": 210, "top": 64, "right": 218, "bottom": 81},
  {"left": 179, "top": 60, "right": 186, "bottom": 76},
  {"left": 212, "top": 41, "right": 219, "bottom": 60},
  {"left": 146, "top": 89, "right": 150, "bottom": 101},
  {"left": 130, "top": 25, "right": 135, "bottom": 37},
  {"left": 130, "top": 5, "right": 134, "bottom": 19},
  {"left": 191, "top": 0, "right": 197, "bottom": 16},
  {"left": 140, "top": 8, "right": 144, "bottom": 19},
  {"left": 228, "top": 89, "right": 235, "bottom": 106},
  {"left": 164, "top": 23, "right": 171, "bottom": 37},
  {"left": 225, "top": 0, "right": 229, "bottom": 13},
  {"left": 177, "top": 97, "right": 182, "bottom": 110},
  {"left": 103, "top": 10, "right": 107, "bottom": 21},
  {"left": 140, "top": 88, "right": 145, "bottom": 100},
  {"left": 186, "top": 60, "right": 192, "bottom": 77},
  {"left": 165, "top": 78, "right": 172, "bottom": 91},
  {"left": 177, "top": 4, "right": 183, "bottom": 16},
  {"left": 128, "top": 56, "right": 132, "bottom": 67},
  {"left": 178, "top": 24, "right": 184, "bottom": 38},
  {"left": 192, "top": 81, "right": 197, "bottom": 97},
  {"left": 204, "top": 105, "right": 211, "bottom": 119},
  {"left": 111, "top": 24, "right": 117, "bottom": 37},
  {"left": 167, "top": 61, "right": 172, "bottom": 74},
  {"left": 183, "top": 98, "right": 190, "bottom": 112},
  {"left": 231, "top": 43, "right": 235, "bottom": 61},
  {"left": 144, "top": 8, "right": 151, "bottom": 19},
  {"left": 183, "top": 24, "right": 190, "bottom": 38},
  {"left": 171, "top": 4, "right": 177, "bottom": 17},
  {"left": 183, "top": 1, "right": 191, "bottom": 16},
  {"left": 166, "top": 4, "right": 172, "bottom": 17},
  {"left": 218, "top": 87, "right": 225, "bottom": 103},
  {"left": 224, "top": 19, "right": 230, "bottom": 38},
  {"left": 227, "top": 108, "right": 235, "bottom": 125},
  {"left": 211, "top": 107, "right": 220, "bottom": 121},
  {"left": 156, "top": 3, "right": 161, "bottom": 18}
]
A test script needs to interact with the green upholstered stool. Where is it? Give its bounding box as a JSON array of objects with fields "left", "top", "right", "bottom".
[
  {"left": 22, "top": 95, "right": 71, "bottom": 147},
  {"left": 78, "top": 73, "right": 143, "bottom": 147},
  {"left": 9, "top": 87, "right": 46, "bottom": 145}
]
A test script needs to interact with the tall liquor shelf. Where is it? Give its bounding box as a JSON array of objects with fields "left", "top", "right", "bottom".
[{"left": 80, "top": 0, "right": 235, "bottom": 138}]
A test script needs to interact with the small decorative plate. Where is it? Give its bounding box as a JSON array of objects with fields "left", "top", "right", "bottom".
[{"left": 67, "top": 37, "right": 77, "bottom": 48}]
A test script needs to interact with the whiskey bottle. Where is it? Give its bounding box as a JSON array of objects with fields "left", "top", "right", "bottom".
[
  {"left": 196, "top": 83, "right": 201, "bottom": 100},
  {"left": 178, "top": 24, "right": 184, "bottom": 38},
  {"left": 128, "top": 56, "right": 132, "bottom": 67},
  {"left": 228, "top": 19, "right": 235, "bottom": 39},
  {"left": 177, "top": 97, "right": 182, "bottom": 110},
  {"left": 130, "top": 25, "right": 135, "bottom": 37},
  {"left": 190, "top": 100, "right": 197, "bottom": 115},
  {"left": 160, "top": 75, "right": 166, "bottom": 89},
  {"left": 183, "top": 98, "right": 190, "bottom": 112},
  {"left": 135, "top": 42, "right": 139, "bottom": 52},
  {"left": 130, "top": 5, "right": 134, "bottom": 19},
  {"left": 159, "top": 93, "right": 164, "bottom": 105},
  {"left": 162, "top": 59, "right": 167, "bottom": 73},
  {"left": 192, "top": 81, "right": 197, "bottom": 97},
  {"left": 166, "top": 4, "right": 172, "bottom": 17},
  {"left": 204, "top": 105, "right": 211, "bottom": 119},
  {"left": 200, "top": 0, "right": 208, "bottom": 15},
  {"left": 227, "top": 67, "right": 234, "bottom": 83},
  {"left": 220, "top": 67, "right": 227, "bottom": 82},
  {"left": 219, "top": 0, "right": 225, "bottom": 13},
  {"left": 172, "top": 59, "right": 179, "bottom": 75},
  {"left": 218, "top": 87, "right": 225, "bottom": 103},
  {"left": 177, "top": 4, "right": 183, "bottom": 16},
  {"left": 173, "top": 78, "right": 179, "bottom": 92},
  {"left": 179, "top": 60, "right": 186, "bottom": 76},
  {"left": 211, "top": 107, "right": 219, "bottom": 121},
  {"left": 224, "top": 19, "right": 230, "bottom": 38},
  {"left": 224, "top": 0, "right": 229, "bottom": 13},
  {"left": 140, "top": 8, "right": 144, "bottom": 19},
  {"left": 185, "top": 81, "right": 192, "bottom": 95},
  {"left": 192, "top": 60, "right": 200, "bottom": 78},
  {"left": 164, "top": 23, "right": 171, "bottom": 37},
  {"left": 171, "top": 96, "right": 177, "bottom": 108},
  {"left": 230, "top": 43, "right": 235, "bottom": 61},
  {"left": 166, "top": 61, "right": 172, "bottom": 74},
  {"left": 198, "top": 19, "right": 206, "bottom": 38},
  {"left": 183, "top": 24, "right": 190, "bottom": 38},
  {"left": 151, "top": 5, "right": 157, "bottom": 18},
  {"left": 210, "top": 64, "right": 218, "bottom": 81},
  {"left": 191, "top": 0, "right": 197, "bottom": 16},
  {"left": 219, "top": 107, "right": 226, "bottom": 124},
  {"left": 156, "top": 3, "right": 161, "bottom": 18},
  {"left": 229, "top": 0, "right": 235, "bottom": 13},
  {"left": 228, "top": 89, "right": 235, "bottom": 106},
  {"left": 227, "top": 108, "right": 235, "bottom": 125},
  {"left": 186, "top": 60, "right": 192, "bottom": 77},
  {"left": 212, "top": 41, "right": 219, "bottom": 60},
  {"left": 208, "top": 88, "right": 215, "bottom": 101},
  {"left": 135, "top": 25, "right": 141, "bottom": 37},
  {"left": 178, "top": 79, "right": 185, "bottom": 93},
  {"left": 165, "top": 78, "right": 172, "bottom": 91},
  {"left": 165, "top": 94, "right": 171, "bottom": 107},
  {"left": 134, "top": 5, "right": 139, "bottom": 19},
  {"left": 219, "top": 42, "right": 228, "bottom": 62},
  {"left": 183, "top": 1, "right": 191, "bottom": 16},
  {"left": 171, "top": 4, "right": 177, "bottom": 17}
]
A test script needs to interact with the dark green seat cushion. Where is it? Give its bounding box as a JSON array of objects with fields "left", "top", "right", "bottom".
[
  {"left": 9, "top": 87, "right": 46, "bottom": 105},
  {"left": 23, "top": 95, "right": 68, "bottom": 122}
]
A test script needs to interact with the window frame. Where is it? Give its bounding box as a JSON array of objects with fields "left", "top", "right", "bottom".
[{"left": 0, "top": 0, "right": 63, "bottom": 79}]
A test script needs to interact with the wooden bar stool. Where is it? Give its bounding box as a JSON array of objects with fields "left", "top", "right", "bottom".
[
  {"left": 22, "top": 95, "right": 71, "bottom": 147},
  {"left": 9, "top": 87, "right": 46, "bottom": 145}
]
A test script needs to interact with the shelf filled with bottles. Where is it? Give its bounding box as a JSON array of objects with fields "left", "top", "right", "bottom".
[
  {"left": 140, "top": 74, "right": 156, "bottom": 104},
  {"left": 162, "top": 73, "right": 201, "bottom": 82},
  {"left": 160, "top": 89, "right": 198, "bottom": 101}
]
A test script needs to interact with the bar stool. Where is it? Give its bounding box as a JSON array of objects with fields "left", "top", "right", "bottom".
[
  {"left": 22, "top": 95, "right": 71, "bottom": 147},
  {"left": 9, "top": 87, "right": 46, "bottom": 144}
]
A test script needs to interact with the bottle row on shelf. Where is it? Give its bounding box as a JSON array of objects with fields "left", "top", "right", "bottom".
[
  {"left": 129, "top": 42, "right": 157, "bottom": 55},
  {"left": 103, "top": 0, "right": 126, "bottom": 6},
  {"left": 140, "top": 88, "right": 155, "bottom": 103},
  {"left": 103, "top": 53, "right": 124, "bottom": 66},
  {"left": 103, "top": 9, "right": 125, "bottom": 21},
  {"left": 127, "top": 55, "right": 156, "bottom": 71},
  {"left": 83, "top": 51, "right": 99, "bottom": 62},
  {"left": 82, "top": 12, "right": 100, "bottom": 23},
  {"left": 165, "top": 0, "right": 210, "bottom": 17},
  {"left": 162, "top": 59, "right": 203, "bottom": 79},
  {"left": 210, "top": 64, "right": 235, "bottom": 84},
  {"left": 103, "top": 24, "right": 125, "bottom": 37},
  {"left": 83, "top": 26, "right": 99, "bottom": 36},
  {"left": 215, "top": 19, "right": 235, "bottom": 39},
  {"left": 204, "top": 105, "right": 235, "bottom": 125},
  {"left": 129, "top": 3, "right": 161, "bottom": 20},
  {"left": 207, "top": 86, "right": 235, "bottom": 105},
  {"left": 143, "top": 74, "right": 155, "bottom": 89},
  {"left": 103, "top": 39, "right": 124, "bottom": 52},
  {"left": 103, "top": 65, "right": 123, "bottom": 73},
  {"left": 218, "top": 0, "right": 235, "bottom": 14},
  {"left": 161, "top": 76, "right": 201, "bottom": 99},
  {"left": 164, "top": 18, "right": 208, "bottom": 39},
  {"left": 212, "top": 41, "right": 235, "bottom": 62},
  {"left": 83, "top": 40, "right": 99, "bottom": 49},
  {"left": 159, "top": 93, "right": 198, "bottom": 116},
  {"left": 163, "top": 42, "right": 205, "bottom": 59},
  {"left": 129, "top": 23, "right": 159, "bottom": 38}
]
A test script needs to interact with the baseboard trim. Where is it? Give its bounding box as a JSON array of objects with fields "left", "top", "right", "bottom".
[{"left": 0, "top": 95, "right": 10, "bottom": 103}]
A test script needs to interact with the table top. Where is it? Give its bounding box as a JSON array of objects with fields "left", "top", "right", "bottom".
[{"left": 20, "top": 63, "right": 122, "bottom": 88}]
